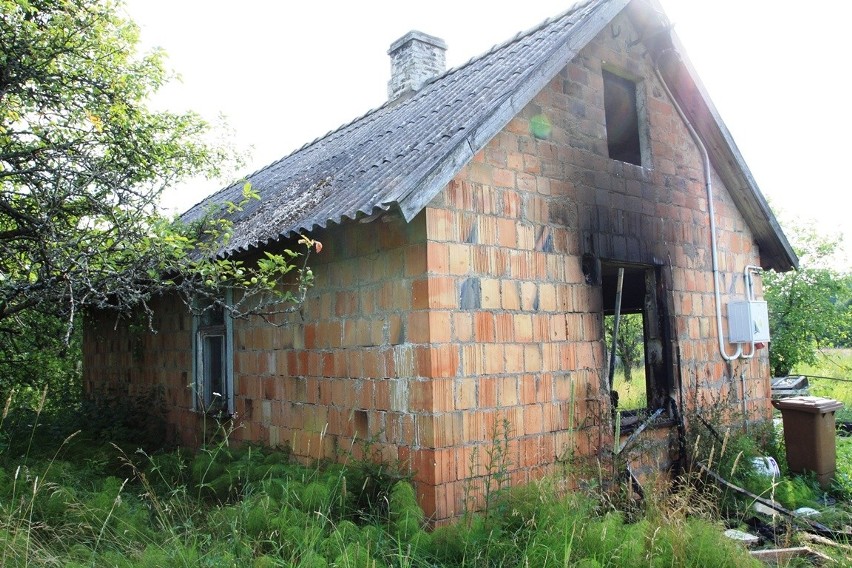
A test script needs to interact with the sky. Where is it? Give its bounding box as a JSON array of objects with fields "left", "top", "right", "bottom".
[{"left": 123, "top": 0, "right": 851, "bottom": 267}]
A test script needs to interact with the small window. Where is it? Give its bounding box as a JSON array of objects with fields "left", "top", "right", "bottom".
[
  {"left": 194, "top": 301, "right": 233, "bottom": 415},
  {"left": 601, "top": 263, "right": 672, "bottom": 424},
  {"left": 603, "top": 70, "right": 643, "bottom": 166}
]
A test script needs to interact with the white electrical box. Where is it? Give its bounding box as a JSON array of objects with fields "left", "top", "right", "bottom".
[{"left": 727, "top": 300, "right": 770, "bottom": 343}]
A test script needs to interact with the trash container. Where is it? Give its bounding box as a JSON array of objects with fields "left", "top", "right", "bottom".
[{"left": 773, "top": 396, "right": 844, "bottom": 488}]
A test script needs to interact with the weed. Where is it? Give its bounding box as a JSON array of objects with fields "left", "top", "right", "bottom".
[{"left": 4, "top": 385, "right": 850, "bottom": 566}]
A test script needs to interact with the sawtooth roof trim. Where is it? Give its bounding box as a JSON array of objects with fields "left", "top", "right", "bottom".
[{"left": 182, "top": 0, "right": 796, "bottom": 272}]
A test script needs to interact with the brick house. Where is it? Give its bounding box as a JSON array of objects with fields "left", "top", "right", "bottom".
[{"left": 84, "top": 0, "right": 796, "bottom": 523}]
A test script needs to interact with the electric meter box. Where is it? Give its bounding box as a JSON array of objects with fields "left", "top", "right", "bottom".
[{"left": 727, "top": 300, "right": 770, "bottom": 343}]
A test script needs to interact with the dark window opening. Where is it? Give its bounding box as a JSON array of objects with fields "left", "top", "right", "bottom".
[
  {"left": 353, "top": 410, "right": 369, "bottom": 439},
  {"left": 201, "top": 303, "right": 225, "bottom": 326},
  {"left": 201, "top": 333, "right": 226, "bottom": 409},
  {"left": 195, "top": 299, "right": 231, "bottom": 415},
  {"left": 603, "top": 70, "right": 642, "bottom": 166},
  {"left": 601, "top": 263, "right": 672, "bottom": 425}
]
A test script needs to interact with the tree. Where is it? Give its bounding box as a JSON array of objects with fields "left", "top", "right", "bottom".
[
  {"left": 0, "top": 0, "right": 315, "bottom": 398},
  {"left": 604, "top": 312, "right": 644, "bottom": 383},
  {"left": 0, "top": 0, "right": 230, "bottom": 323},
  {"left": 764, "top": 224, "right": 852, "bottom": 377}
]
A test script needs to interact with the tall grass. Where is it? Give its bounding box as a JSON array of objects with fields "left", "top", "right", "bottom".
[
  {"left": 612, "top": 369, "right": 647, "bottom": 410},
  {"left": 3, "top": 385, "right": 851, "bottom": 566},
  {"left": 0, "top": 404, "right": 774, "bottom": 568}
]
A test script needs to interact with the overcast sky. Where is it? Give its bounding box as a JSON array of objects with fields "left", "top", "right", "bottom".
[{"left": 123, "top": 0, "right": 851, "bottom": 267}]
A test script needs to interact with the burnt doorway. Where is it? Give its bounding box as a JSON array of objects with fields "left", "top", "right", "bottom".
[{"left": 601, "top": 262, "right": 673, "bottom": 420}]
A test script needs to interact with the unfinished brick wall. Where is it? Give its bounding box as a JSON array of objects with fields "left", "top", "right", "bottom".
[
  {"left": 83, "top": 294, "right": 199, "bottom": 444},
  {"left": 227, "top": 216, "right": 429, "bottom": 469}
]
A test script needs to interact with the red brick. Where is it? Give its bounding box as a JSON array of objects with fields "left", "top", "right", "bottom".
[
  {"left": 524, "top": 345, "right": 542, "bottom": 372},
  {"left": 497, "top": 217, "right": 518, "bottom": 248},
  {"left": 498, "top": 377, "right": 519, "bottom": 407},
  {"left": 427, "top": 242, "right": 450, "bottom": 274},
  {"left": 411, "top": 278, "right": 430, "bottom": 310},
  {"left": 503, "top": 188, "right": 522, "bottom": 218},
  {"left": 513, "top": 314, "right": 533, "bottom": 343},
  {"left": 520, "top": 282, "right": 537, "bottom": 311},
  {"left": 484, "top": 345, "right": 505, "bottom": 374},
  {"left": 480, "top": 278, "right": 500, "bottom": 309},
  {"left": 453, "top": 312, "right": 474, "bottom": 343},
  {"left": 501, "top": 281, "right": 520, "bottom": 310},
  {"left": 429, "top": 311, "right": 453, "bottom": 343},
  {"left": 474, "top": 312, "right": 495, "bottom": 342},
  {"left": 405, "top": 244, "right": 427, "bottom": 277},
  {"left": 408, "top": 312, "right": 431, "bottom": 343},
  {"left": 505, "top": 344, "right": 525, "bottom": 374},
  {"left": 430, "top": 345, "right": 459, "bottom": 378},
  {"left": 480, "top": 377, "right": 498, "bottom": 407},
  {"left": 447, "top": 243, "right": 471, "bottom": 275},
  {"left": 456, "top": 378, "right": 477, "bottom": 410},
  {"left": 494, "top": 313, "right": 514, "bottom": 343},
  {"left": 519, "top": 374, "right": 536, "bottom": 404},
  {"left": 426, "top": 208, "right": 456, "bottom": 241},
  {"left": 428, "top": 276, "right": 458, "bottom": 309},
  {"left": 461, "top": 344, "right": 484, "bottom": 375}
]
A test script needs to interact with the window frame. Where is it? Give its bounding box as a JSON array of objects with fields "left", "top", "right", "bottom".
[{"left": 192, "top": 292, "right": 234, "bottom": 415}]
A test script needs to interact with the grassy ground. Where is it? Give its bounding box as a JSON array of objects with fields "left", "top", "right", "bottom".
[
  {"left": 1, "top": 352, "right": 851, "bottom": 566},
  {"left": 612, "top": 368, "right": 647, "bottom": 410},
  {"left": 788, "top": 348, "right": 852, "bottom": 498},
  {"left": 0, "top": 425, "right": 769, "bottom": 567}
]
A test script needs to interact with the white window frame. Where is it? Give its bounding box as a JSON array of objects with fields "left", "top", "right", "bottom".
[{"left": 192, "top": 291, "right": 234, "bottom": 415}]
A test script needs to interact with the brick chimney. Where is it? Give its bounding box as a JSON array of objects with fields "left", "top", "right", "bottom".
[{"left": 387, "top": 31, "right": 447, "bottom": 100}]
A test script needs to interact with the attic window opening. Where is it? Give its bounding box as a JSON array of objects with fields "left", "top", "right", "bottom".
[{"left": 603, "top": 69, "right": 644, "bottom": 166}]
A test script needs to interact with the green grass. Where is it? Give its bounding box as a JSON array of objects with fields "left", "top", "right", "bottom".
[
  {"left": 5, "top": 363, "right": 852, "bottom": 567},
  {"left": 800, "top": 349, "right": 852, "bottom": 499},
  {"left": 0, "top": 402, "right": 777, "bottom": 568},
  {"left": 792, "top": 348, "right": 852, "bottom": 420},
  {"left": 0, "top": 435, "right": 772, "bottom": 568},
  {"left": 792, "top": 348, "right": 852, "bottom": 398},
  {"left": 612, "top": 368, "right": 647, "bottom": 410}
]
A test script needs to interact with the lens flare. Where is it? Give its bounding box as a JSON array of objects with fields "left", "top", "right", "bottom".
[{"left": 530, "top": 113, "right": 552, "bottom": 139}]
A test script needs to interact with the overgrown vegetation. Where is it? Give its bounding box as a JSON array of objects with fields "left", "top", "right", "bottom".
[
  {"left": 2, "top": 1, "right": 852, "bottom": 566},
  {"left": 0, "top": 422, "right": 761, "bottom": 566},
  {"left": 3, "top": 386, "right": 852, "bottom": 567}
]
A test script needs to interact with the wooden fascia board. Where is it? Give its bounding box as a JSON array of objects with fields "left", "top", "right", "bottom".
[{"left": 391, "top": 0, "right": 632, "bottom": 222}]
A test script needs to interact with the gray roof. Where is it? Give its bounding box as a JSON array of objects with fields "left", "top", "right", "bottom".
[{"left": 183, "top": 0, "right": 797, "bottom": 272}]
